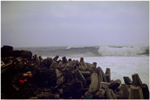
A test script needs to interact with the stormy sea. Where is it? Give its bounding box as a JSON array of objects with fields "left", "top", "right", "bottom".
[{"left": 14, "top": 45, "right": 149, "bottom": 88}]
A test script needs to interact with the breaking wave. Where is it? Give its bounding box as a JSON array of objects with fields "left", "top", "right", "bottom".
[
  {"left": 98, "top": 45, "right": 148, "bottom": 56},
  {"left": 66, "top": 45, "right": 148, "bottom": 56}
]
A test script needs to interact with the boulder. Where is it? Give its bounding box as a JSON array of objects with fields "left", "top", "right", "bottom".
[
  {"left": 1, "top": 45, "right": 13, "bottom": 57},
  {"left": 13, "top": 50, "right": 32, "bottom": 60}
]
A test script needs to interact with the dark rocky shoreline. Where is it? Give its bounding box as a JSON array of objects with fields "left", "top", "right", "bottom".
[{"left": 1, "top": 45, "right": 149, "bottom": 99}]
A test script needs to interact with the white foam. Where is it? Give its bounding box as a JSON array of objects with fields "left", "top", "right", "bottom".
[
  {"left": 98, "top": 45, "right": 147, "bottom": 56},
  {"left": 66, "top": 46, "right": 87, "bottom": 50}
]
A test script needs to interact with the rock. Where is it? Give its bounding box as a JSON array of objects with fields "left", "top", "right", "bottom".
[
  {"left": 1, "top": 45, "right": 13, "bottom": 57},
  {"left": 13, "top": 50, "right": 32, "bottom": 60}
]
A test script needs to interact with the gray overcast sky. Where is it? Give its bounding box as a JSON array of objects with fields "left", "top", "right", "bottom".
[{"left": 1, "top": 1, "right": 149, "bottom": 47}]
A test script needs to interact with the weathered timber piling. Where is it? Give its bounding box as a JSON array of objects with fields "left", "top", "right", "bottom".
[
  {"left": 85, "top": 72, "right": 99, "bottom": 97},
  {"left": 141, "top": 83, "right": 149, "bottom": 99},
  {"left": 123, "top": 76, "right": 132, "bottom": 85},
  {"left": 1, "top": 46, "right": 149, "bottom": 99},
  {"left": 92, "top": 62, "right": 97, "bottom": 71},
  {"left": 39, "top": 56, "right": 43, "bottom": 61},
  {"left": 80, "top": 57, "right": 87, "bottom": 67},
  {"left": 80, "top": 57, "right": 84, "bottom": 62},
  {"left": 105, "top": 89, "right": 117, "bottom": 99},
  {"left": 80, "top": 70, "right": 91, "bottom": 77},
  {"left": 53, "top": 55, "right": 59, "bottom": 61},
  {"left": 94, "top": 89, "right": 105, "bottom": 99},
  {"left": 33, "top": 55, "right": 40, "bottom": 64},
  {"left": 62, "top": 56, "right": 68, "bottom": 64},
  {"left": 105, "top": 68, "right": 111, "bottom": 82},
  {"left": 117, "top": 84, "right": 129, "bottom": 99},
  {"left": 132, "top": 73, "right": 142, "bottom": 86},
  {"left": 108, "top": 79, "right": 121, "bottom": 91},
  {"left": 99, "top": 67, "right": 107, "bottom": 82},
  {"left": 95, "top": 67, "right": 103, "bottom": 82},
  {"left": 75, "top": 69, "right": 88, "bottom": 88},
  {"left": 89, "top": 72, "right": 99, "bottom": 92},
  {"left": 68, "top": 58, "right": 72, "bottom": 62},
  {"left": 50, "top": 59, "right": 58, "bottom": 68},
  {"left": 129, "top": 85, "right": 144, "bottom": 99}
]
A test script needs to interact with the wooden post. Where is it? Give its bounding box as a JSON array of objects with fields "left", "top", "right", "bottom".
[
  {"left": 94, "top": 89, "right": 105, "bottom": 99},
  {"left": 119, "top": 84, "right": 129, "bottom": 99},
  {"left": 105, "top": 68, "right": 110, "bottom": 74},
  {"left": 105, "top": 74, "right": 111, "bottom": 82},
  {"left": 75, "top": 69, "right": 88, "bottom": 88},
  {"left": 34, "top": 54, "right": 40, "bottom": 64},
  {"left": 105, "top": 89, "right": 117, "bottom": 99},
  {"left": 108, "top": 79, "right": 121, "bottom": 91},
  {"left": 75, "top": 80, "right": 84, "bottom": 89},
  {"left": 62, "top": 56, "right": 67, "bottom": 64},
  {"left": 123, "top": 76, "right": 132, "bottom": 85},
  {"left": 80, "top": 70, "right": 91, "bottom": 77},
  {"left": 80, "top": 57, "right": 87, "bottom": 67},
  {"left": 68, "top": 58, "right": 72, "bottom": 62},
  {"left": 100, "top": 82, "right": 111, "bottom": 87},
  {"left": 93, "top": 62, "right": 97, "bottom": 71},
  {"left": 88, "top": 72, "right": 99, "bottom": 93},
  {"left": 129, "top": 85, "right": 144, "bottom": 99},
  {"left": 95, "top": 67, "right": 103, "bottom": 82},
  {"left": 86, "top": 63, "right": 93, "bottom": 69},
  {"left": 53, "top": 55, "right": 59, "bottom": 61},
  {"left": 80, "top": 57, "right": 84, "bottom": 62},
  {"left": 141, "top": 83, "right": 149, "bottom": 99},
  {"left": 132, "top": 73, "right": 142, "bottom": 86},
  {"left": 105, "top": 68, "right": 111, "bottom": 82},
  {"left": 50, "top": 60, "right": 58, "bottom": 68},
  {"left": 39, "top": 56, "right": 43, "bottom": 61},
  {"left": 99, "top": 67, "right": 107, "bottom": 82}
]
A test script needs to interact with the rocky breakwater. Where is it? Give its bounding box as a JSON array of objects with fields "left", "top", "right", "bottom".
[{"left": 1, "top": 46, "right": 149, "bottom": 99}]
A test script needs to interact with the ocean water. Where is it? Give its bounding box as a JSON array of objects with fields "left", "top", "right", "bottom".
[{"left": 14, "top": 45, "right": 149, "bottom": 88}]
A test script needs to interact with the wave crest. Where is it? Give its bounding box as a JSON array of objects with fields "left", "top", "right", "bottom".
[{"left": 98, "top": 45, "right": 148, "bottom": 56}]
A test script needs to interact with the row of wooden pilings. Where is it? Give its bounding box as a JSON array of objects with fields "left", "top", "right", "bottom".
[{"left": 32, "top": 55, "right": 149, "bottom": 99}]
